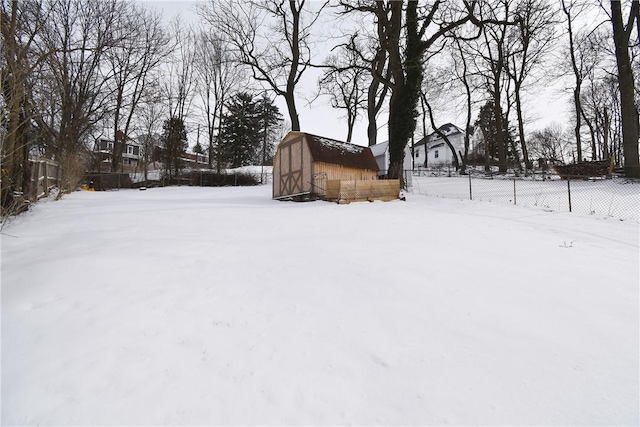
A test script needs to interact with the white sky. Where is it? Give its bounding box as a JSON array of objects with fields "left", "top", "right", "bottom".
[{"left": 141, "top": 0, "right": 572, "bottom": 148}]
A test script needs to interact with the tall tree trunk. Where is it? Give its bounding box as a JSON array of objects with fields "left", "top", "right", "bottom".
[
  {"left": 603, "top": 107, "right": 610, "bottom": 159},
  {"left": 1, "top": 0, "right": 31, "bottom": 209},
  {"left": 367, "top": 39, "right": 389, "bottom": 147},
  {"left": 387, "top": 1, "right": 422, "bottom": 182},
  {"left": 514, "top": 87, "right": 531, "bottom": 171},
  {"left": 493, "top": 83, "right": 507, "bottom": 172},
  {"left": 424, "top": 97, "right": 459, "bottom": 170},
  {"left": 562, "top": 0, "right": 583, "bottom": 163},
  {"left": 573, "top": 86, "right": 583, "bottom": 161},
  {"left": 611, "top": 0, "right": 640, "bottom": 177},
  {"left": 286, "top": 0, "right": 302, "bottom": 131}
]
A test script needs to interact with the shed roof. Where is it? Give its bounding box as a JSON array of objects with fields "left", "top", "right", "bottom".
[{"left": 302, "top": 133, "right": 379, "bottom": 171}]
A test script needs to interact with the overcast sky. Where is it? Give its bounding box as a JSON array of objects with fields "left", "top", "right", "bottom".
[{"left": 141, "top": 0, "right": 572, "bottom": 148}]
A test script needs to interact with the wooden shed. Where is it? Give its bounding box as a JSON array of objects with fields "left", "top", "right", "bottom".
[{"left": 273, "top": 131, "right": 380, "bottom": 200}]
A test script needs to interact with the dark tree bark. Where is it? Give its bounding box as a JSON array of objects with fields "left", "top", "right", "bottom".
[
  {"left": 366, "top": 48, "right": 388, "bottom": 146},
  {"left": 610, "top": 0, "right": 639, "bottom": 177},
  {"left": 340, "top": 1, "right": 494, "bottom": 182},
  {"left": 424, "top": 96, "right": 460, "bottom": 170},
  {"left": 1, "top": 0, "right": 50, "bottom": 209},
  {"left": 561, "top": 0, "right": 586, "bottom": 163}
]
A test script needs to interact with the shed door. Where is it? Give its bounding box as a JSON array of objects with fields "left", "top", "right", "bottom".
[{"left": 280, "top": 138, "right": 306, "bottom": 196}]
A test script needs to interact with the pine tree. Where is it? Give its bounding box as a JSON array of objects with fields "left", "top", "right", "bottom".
[
  {"left": 475, "top": 99, "right": 518, "bottom": 170},
  {"left": 161, "top": 117, "right": 188, "bottom": 179},
  {"left": 256, "top": 95, "right": 283, "bottom": 166},
  {"left": 219, "top": 93, "right": 282, "bottom": 168}
]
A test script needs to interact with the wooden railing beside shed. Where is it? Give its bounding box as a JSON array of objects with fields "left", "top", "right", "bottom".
[
  {"left": 30, "top": 158, "right": 60, "bottom": 200},
  {"left": 325, "top": 179, "right": 400, "bottom": 203}
]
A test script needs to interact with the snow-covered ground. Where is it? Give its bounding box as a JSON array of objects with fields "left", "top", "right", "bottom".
[{"left": 2, "top": 185, "right": 638, "bottom": 425}]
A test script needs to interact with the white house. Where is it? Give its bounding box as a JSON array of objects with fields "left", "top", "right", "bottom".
[
  {"left": 94, "top": 134, "right": 142, "bottom": 166},
  {"left": 370, "top": 141, "right": 413, "bottom": 177},
  {"left": 413, "top": 123, "right": 465, "bottom": 168}
]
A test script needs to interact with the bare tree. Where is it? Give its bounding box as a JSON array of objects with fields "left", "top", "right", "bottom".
[
  {"left": 163, "top": 18, "right": 196, "bottom": 123},
  {"left": 317, "top": 36, "right": 368, "bottom": 142},
  {"left": 560, "top": 0, "right": 604, "bottom": 163},
  {"left": 610, "top": 0, "right": 639, "bottom": 177},
  {"left": 364, "top": 30, "right": 389, "bottom": 147},
  {"left": 529, "top": 123, "right": 572, "bottom": 164},
  {"left": 37, "top": 0, "right": 123, "bottom": 166},
  {"left": 137, "top": 82, "right": 165, "bottom": 183},
  {"left": 504, "top": 0, "right": 557, "bottom": 172},
  {"left": 450, "top": 34, "right": 484, "bottom": 174},
  {"left": 105, "top": 3, "right": 169, "bottom": 172},
  {"left": 577, "top": 28, "right": 614, "bottom": 161},
  {"left": 1, "top": 0, "right": 50, "bottom": 210},
  {"left": 198, "top": 0, "right": 328, "bottom": 132},
  {"left": 473, "top": 0, "right": 517, "bottom": 173},
  {"left": 194, "top": 30, "right": 245, "bottom": 172},
  {"left": 323, "top": 11, "right": 389, "bottom": 146},
  {"left": 582, "top": 73, "right": 624, "bottom": 161},
  {"left": 339, "top": 2, "right": 488, "bottom": 180}
]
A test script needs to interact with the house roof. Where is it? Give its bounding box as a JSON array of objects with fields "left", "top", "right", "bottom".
[
  {"left": 433, "top": 123, "right": 462, "bottom": 137},
  {"left": 302, "top": 133, "right": 379, "bottom": 171},
  {"left": 414, "top": 123, "right": 463, "bottom": 147},
  {"left": 369, "top": 141, "right": 389, "bottom": 157}
]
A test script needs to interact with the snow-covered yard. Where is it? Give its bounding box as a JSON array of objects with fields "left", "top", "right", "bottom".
[{"left": 2, "top": 185, "right": 638, "bottom": 425}]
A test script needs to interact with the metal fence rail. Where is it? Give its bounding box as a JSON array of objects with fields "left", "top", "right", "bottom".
[{"left": 408, "top": 170, "right": 640, "bottom": 221}]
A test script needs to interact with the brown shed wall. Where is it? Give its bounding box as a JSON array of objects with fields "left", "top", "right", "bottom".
[
  {"left": 273, "top": 131, "right": 378, "bottom": 200},
  {"left": 273, "top": 133, "right": 312, "bottom": 199},
  {"left": 311, "top": 162, "right": 377, "bottom": 197}
]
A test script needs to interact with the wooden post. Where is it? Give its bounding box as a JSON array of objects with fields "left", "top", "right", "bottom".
[
  {"left": 43, "top": 161, "right": 49, "bottom": 197},
  {"left": 567, "top": 177, "right": 572, "bottom": 212},
  {"left": 468, "top": 172, "right": 473, "bottom": 201}
]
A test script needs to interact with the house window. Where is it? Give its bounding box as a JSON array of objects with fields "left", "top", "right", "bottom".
[
  {"left": 127, "top": 146, "right": 133, "bottom": 155},
  {"left": 435, "top": 150, "right": 439, "bottom": 159},
  {"left": 415, "top": 149, "right": 420, "bottom": 158}
]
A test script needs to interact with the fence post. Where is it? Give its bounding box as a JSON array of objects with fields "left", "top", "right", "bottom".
[
  {"left": 30, "top": 160, "right": 37, "bottom": 201},
  {"left": 513, "top": 178, "right": 517, "bottom": 205},
  {"left": 567, "top": 177, "right": 572, "bottom": 212},
  {"left": 468, "top": 172, "right": 473, "bottom": 200},
  {"left": 44, "top": 161, "right": 49, "bottom": 197}
]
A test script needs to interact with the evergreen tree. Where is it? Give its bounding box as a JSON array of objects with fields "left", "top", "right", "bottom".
[
  {"left": 256, "top": 95, "right": 283, "bottom": 166},
  {"left": 219, "top": 92, "right": 282, "bottom": 168},
  {"left": 193, "top": 141, "right": 204, "bottom": 155},
  {"left": 475, "top": 99, "right": 518, "bottom": 169},
  {"left": 161, "top": 117, "right": 188, "bottom": 179}
]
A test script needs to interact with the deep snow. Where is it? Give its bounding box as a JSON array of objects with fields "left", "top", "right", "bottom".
[{"left": 2, "top": 185, "right": 638, "bottom": 425}]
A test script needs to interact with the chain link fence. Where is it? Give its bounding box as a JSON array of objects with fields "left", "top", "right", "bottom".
[{"left": 408, "top": 169, "right": 640, "bottom": 221}]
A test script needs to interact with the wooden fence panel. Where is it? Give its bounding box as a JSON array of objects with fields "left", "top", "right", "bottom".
[
  {"left": 325, "top": 179, "right": 400, "bottom": 203},
  {"left": 29, "top": 158, "right": 60, "bottom": 200}
]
